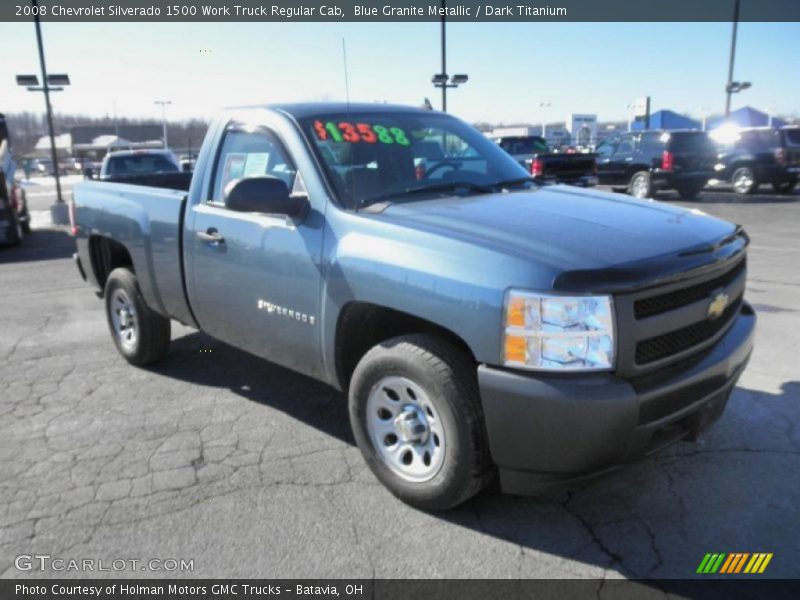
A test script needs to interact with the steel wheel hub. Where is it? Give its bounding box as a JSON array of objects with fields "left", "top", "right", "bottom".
[
  {"left": 734, "top": 171, "right": 753, "bottom": 193},
  {"left": 394, "top": 405, "right": 430, "bottom": 445},
  {"left": 632, "top": 176, "right": 648, "bottom": 198},
  {"left": 110, "top": 288, "right": 138, "bottom": 350},
  {"left": 366, "top": 376, "right": 445, "bottom": 483}
]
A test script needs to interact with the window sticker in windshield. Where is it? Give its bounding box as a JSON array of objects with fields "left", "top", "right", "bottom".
[
  {"left": 312, "top": 120, "right": 411, "bottom": 146},
  {"left": 243, "top": 152, "right": 269, "bottom": 177}
]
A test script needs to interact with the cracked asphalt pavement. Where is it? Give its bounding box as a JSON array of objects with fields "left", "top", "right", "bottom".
[{"left": 1, "top": 182, "right": 798, "bottom": 580}]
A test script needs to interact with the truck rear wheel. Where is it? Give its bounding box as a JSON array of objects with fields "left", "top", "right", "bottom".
[
  {"left": 348, "top": 334, "right": 492, "bottom": 510},
  {"left": 104, "top": 268, "right": 171, "bottom": 366},
  {"left": 628, "top": 171, "right": 653, "bottom": 199}
]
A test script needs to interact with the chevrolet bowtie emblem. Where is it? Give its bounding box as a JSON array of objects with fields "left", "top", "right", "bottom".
[{"left": 707, "top": 291, "right": 730, "bottom": 320}]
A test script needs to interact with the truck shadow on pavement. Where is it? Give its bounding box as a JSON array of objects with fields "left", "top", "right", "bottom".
[
  {"left": 0, "top": 228, "right": 75, "bottom": 264},
  {"left": 157, "top": 331, "right": 355, "bottom": 446},
  {"left": 152, "top": 335, "right": 799, "bottom": 579}
]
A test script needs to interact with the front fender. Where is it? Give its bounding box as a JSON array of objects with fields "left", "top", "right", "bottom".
[{"left": 318, "top": 223, "right": 548, "bottom": 386}]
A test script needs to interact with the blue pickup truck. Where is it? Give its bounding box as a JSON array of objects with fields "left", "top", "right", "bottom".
[{"left": 72, "top": 103, "right": 755, "bottom": 510}]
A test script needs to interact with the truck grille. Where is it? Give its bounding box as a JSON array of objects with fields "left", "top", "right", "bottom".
[
  {"left": 636, "top": 293, "right": 743, "bottom": 365},
  {"left": 612, "top": 250, "right": 748, "bottom": 377},
  {"left": 634, "top": 259, "right": 746, "bottom": 319}
]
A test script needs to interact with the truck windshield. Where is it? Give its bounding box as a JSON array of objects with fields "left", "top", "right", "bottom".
[
  {"left": 106, "top": 154, "right": 178, "bottom": 177},
  {"left": 299, "top": 112, "right": 529, "bottom": 208}
]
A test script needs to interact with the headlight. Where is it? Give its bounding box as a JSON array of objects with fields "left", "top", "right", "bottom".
[{"left": 503, "top": 290, "right": 615, "bottom": 371}]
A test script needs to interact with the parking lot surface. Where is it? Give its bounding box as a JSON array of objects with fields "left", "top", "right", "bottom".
[{"left": 1, "top": 180, "right": 799, "bottom": 580}]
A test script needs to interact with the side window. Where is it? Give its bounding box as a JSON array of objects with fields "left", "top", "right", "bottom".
[
  {"left": 638, "top": 133, "right": 663, "bottom": 154},
  {"left": 616, "top": 136, "right": 635, "bottom": 154},
  {"left": 595, "top": 142, "right": 614, "bottom": 157},
  {"left": 210, "top": 126, "right": 297, "bottom": 203}
]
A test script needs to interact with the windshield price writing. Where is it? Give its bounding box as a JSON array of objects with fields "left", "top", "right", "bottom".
[{"left": 313, "top": 120, "right": 410, "bottom": 146}]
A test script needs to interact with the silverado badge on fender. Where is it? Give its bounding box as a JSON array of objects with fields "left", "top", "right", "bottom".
[{"left": 708, "top": 291, "right": 730, "bottom": 320}]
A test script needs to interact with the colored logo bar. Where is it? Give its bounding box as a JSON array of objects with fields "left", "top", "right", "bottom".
[{"left": 697, "top": 553, "right": 773, "bottom": 574}]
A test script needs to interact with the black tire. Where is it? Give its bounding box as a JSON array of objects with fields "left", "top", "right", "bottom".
[
  {"left": 732, "top": 167, "right": 758, "bottom": 195},
  {"left": 104, "top": 268, "right": 171, "bottom": 366},
  {"left": 676, "top": 183, "right": 705, "bottom": 200},
  {"left": 20, "top": 191, "right": 31, "bottom": 233},
  {"left": 348, "top": 334, "right": 492, "bottom": 511},
  {"left": 628, "top": 171, "right": 653, "bottom": 199},
  {"left": 772, "top": 177, "right": 797, "bottom": 194},
  {"left": 7, "top": 213, "right": 23, "bottom": 246}
]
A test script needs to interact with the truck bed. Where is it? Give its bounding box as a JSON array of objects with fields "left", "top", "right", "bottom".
[
  {"left": 73, "top": 179, "right": 194, "bottom": 325},
  {"left": 100, "top": 171, "right": 193, "bottom": 190}
]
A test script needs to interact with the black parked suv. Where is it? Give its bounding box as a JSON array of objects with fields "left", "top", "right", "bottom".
[
  {"left": 711, "top": 127, "right": 800, "bottom": 195},
  {"left": 596, "top": 130, "right": 717, "bottom": 199}
]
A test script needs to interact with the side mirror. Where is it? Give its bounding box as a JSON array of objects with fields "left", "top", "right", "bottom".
[{"left": 224, "top": 176, "right": 304, "bottom": 217}]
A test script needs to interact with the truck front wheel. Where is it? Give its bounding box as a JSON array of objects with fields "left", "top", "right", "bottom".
[
  {"left": 348, "top": 334, "right": 492, "bottom": 510},
  {"left": 732, "top": 167, "right": 758, "bottom": 194},
  {"left": 104, "top": 268, "right": 171, "bottom": 366}
]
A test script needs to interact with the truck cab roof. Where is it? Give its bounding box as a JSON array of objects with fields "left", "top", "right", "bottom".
[{"left": 232, "top": 102, "right": 431, "bottom": 120}]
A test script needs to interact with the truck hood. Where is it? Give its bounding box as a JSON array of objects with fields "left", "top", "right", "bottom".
[{"left": 374, "top": 185, "right": 744, "bottom": 291}]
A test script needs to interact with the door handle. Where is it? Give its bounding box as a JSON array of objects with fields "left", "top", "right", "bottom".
[
  {"left": 196, "top": 228, "right": 225, "bottom": 244},
  {"left": 624, "top": 157, "right": 633, "bottom": 162}
]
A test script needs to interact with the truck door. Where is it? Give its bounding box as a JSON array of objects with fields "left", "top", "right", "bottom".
[
  {"left": 594, "top": 140, "right": 617, "bottom": 184},
  {"left": 185, "top": 123, "right": 325, "bottom": 381},
  {"left": 605, "top": 134, "right": 636, "bottom": 185}
]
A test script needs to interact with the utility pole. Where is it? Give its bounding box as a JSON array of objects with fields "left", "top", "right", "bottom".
[
  {"left": 700, "top": 106, "right": 711, "bottom": 131},
  {"left": 539, "top": 102, "right": 551, "bottom": 138},
  {"left": 725, "top": 0, "right": 741, "bottom": 118},
  {"left": 440, "top": 0, "right": 447, "bottom": 112},
  {"left": 155, "top": 100, "right": 172, "bottom": 148},
  {"left": 32, "top": 0, "right": 63, "bottom": 204},
  {"left": 431, "top": 2, "right": 467, "bottom": 113}
]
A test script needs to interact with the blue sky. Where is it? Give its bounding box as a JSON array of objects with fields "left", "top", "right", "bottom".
[{"left": 1, "top": 21, "right": 797, "bottom": 124}]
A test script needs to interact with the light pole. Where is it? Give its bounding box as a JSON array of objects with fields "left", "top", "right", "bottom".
[
  {"left": 766, "top": 106, "right": 775, "bottom": 127},
  {"left": 626, "top": 104, "right": 635, "bottom": 132},
  {"left": 16, "top": 0, "right": 68, "bottom": 204},
  {"left": 154, "top": 100, "right": 172, "bottom": 148},
  {"left": 431, "top": 1, "right": 468, "bottom": 112},
  {"left": 700, "top": 106, "right": 711, "bottom": 131},
  {"left": 724, "top": 0, "right": 752, "bottom": 117},
  {"left": 539, "top": 102, "right": 551, "bottom": 138}
]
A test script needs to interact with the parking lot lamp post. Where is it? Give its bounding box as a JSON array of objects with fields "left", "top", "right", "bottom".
[
  {"left": 724, "top": 0, "right": 741, "bottom": 118},
  {"left": 431, "top": 1, "right": 468, "bottom": 112},
  {"left": 626, "top": 104, "right": 635, "bottom": 132},
  {"left": 700, "top": 106, "right": 711, "bottom": 131},
  {"left": 26, "top": 0, "right": 64, "bottom": 203},
  {"left": 155, "top": 100, "right": 172, "bottom": 148},
  {"left": 539, "top": 102, "right": 551, "bottom": 138}
]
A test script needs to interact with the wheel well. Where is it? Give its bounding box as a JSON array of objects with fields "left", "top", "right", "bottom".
[
  {"left": 89, "top": 236, "right": 134, "bottom": 293},
  {"left": 626, "top": 166, "right": 650, "bottom": 179},
  {"left": 334, "top": 302, "right": 475, "bottom": 391}
]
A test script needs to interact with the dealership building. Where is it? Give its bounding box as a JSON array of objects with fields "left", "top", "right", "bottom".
[{"left": 31, "top": 124, "right": 164, "bottom": 161}]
